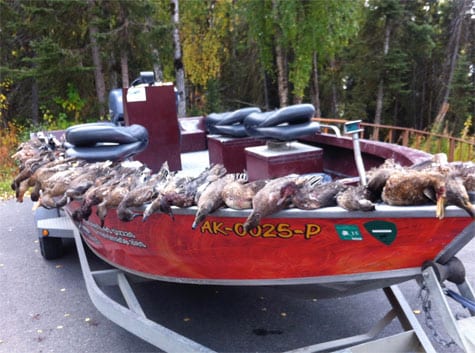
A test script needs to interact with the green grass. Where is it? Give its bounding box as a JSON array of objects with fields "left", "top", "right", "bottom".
[{"left": 0, "top": 168, "right": 15, "bottom": 200}]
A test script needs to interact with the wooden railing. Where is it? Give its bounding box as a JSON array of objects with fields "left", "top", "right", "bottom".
[{"left": 313, "top": 118, "right": 475, "bottom": 162}]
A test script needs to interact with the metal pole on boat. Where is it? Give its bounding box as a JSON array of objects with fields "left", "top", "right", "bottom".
[{"left": 344, "top": 120, "right": 367, "bottom": 186}]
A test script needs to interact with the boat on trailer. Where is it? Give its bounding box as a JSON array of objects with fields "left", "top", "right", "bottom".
[{"left": 33, "top": 84, "right": 474, "bottom": 352}]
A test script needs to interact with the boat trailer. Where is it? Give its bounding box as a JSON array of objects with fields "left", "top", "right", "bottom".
[{"left": 36, "top": 213, "right": 475, "bottom": 353}]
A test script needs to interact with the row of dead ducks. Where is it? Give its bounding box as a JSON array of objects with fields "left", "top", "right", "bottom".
[{"left": 11, "top": 138, "right": 475, "bottom": 232}]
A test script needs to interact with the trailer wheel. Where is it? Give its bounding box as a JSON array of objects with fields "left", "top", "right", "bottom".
[{"left": 39, "top": 236, "right": 63, "bottom": 260}]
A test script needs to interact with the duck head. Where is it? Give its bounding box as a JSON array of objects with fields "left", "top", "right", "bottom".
[{"left": 445, "top": 176, "right": 475, "bottom": 219}]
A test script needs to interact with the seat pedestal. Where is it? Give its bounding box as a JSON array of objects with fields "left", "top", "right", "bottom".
[
  {"left": 208, "top": 135, "right": 264, "bottom": 173},
  {"left": 245, "top": 142, "right": 323, "bottom": 181}
]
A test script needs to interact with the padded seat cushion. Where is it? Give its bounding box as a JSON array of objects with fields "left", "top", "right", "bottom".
[
  {"left": 253, "top": 121, "right": 320, "bottom": 141},
  {"left": 205, "top": 107, "right": 261, "bottom": 135},
  {"left": 244, "top": 104, "right": 318, "bottom": 140},
  {"left": 212, "top": 124, "right": 248, "bottom": 138},
  {"left": 65, "top": 122, "right": 149, "bottom": 162},
  {"left": 66, "top": 140, "right": 148, "bottom": 162},
  {"left": 66, "top": 123, "right": 148, "bottom": 147},
  {"left": 217, "top": 107, "right": 261, "bottom": 126},
  {"left": 258, "top": 104, "right": 315, "bottom": 127}
]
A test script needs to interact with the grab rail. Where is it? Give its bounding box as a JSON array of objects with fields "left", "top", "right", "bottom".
[{"left": 313, "top": 118, "right": 475, "bottom": 162}]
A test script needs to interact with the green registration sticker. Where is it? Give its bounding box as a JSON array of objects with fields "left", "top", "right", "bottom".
[{"left": 335, "top": 224, "right": 363, "bottom": 241}]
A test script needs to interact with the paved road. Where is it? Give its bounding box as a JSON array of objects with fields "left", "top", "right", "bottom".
[{"left": 1, "top": 198, "right": 473, "bottom": 353}]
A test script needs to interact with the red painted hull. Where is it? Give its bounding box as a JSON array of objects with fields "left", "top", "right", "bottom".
[{"left": 66, "top": 201, "right": 473, "bottom": 284}]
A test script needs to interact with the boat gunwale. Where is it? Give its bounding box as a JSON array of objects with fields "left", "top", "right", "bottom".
[{"left": 135, "top": 202, "right": 473, "bottom": 220}]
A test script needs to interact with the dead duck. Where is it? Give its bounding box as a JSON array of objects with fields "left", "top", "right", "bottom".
[
  {"left": 73, "top": 163, "right": 146, "bottom": 223},
  {"left": 292, "top": 180, "right": 347, "bottom": 210},
  {"left": 222, "top": 179, "right": 268, "bottom": 210},
  {"left": 55, "top": 160, "right": 114, "bottom": 207},
  {"left": 447, "top": 161, "right": 475, "bottom": 192},
  {"left": 18, "top": 157, "right": 75, "bottom": 202},
  {"left": 36, "top": 161, "right": 88, "bottom": 208},
  {"left": 142, "top": 171, "right": 189, "bottom": 221},
  {"left": 365, "top": 159, "right": 406, "bottom": 202},
  {"left": 243, "top": 175, "right": 301, "bottom": 233},
  {"left": 142, "top": 165, "right": 228, "bottom": 222},
  {"left": 443, "top": 173, "right": 475, "bottom": 219},
  {"left": 404, "top": 154, "right": 475, "bottom": 218},
  {"left": 191, "top": 173, "right": 246, "bottom": 229},
  {"left": 381, "top": 170, "right": 446, "bottom": 218},
  {"left": 336, "top": 185, "right": 376, "bottom": 212},
  {"left": 165, "top": 164, "right": 227, "bottom": 209},
  {"left": 96, "top": 166, "right": 149, "bottom": 227},
  {"left": 117, "top": 162, "right": 171, "bottom": 222}
]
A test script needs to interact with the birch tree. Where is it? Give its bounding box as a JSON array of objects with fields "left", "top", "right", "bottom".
[{"left": 171, "top": 0, "right": 186, "bottom": 117}]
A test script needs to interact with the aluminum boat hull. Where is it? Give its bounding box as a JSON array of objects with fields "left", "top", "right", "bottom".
[{"left": 66, "top": 201, "right": 474, "bottom": 296}]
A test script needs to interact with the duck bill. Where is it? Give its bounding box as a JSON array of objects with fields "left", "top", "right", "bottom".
[{"left": 436, "top": 196, "right": 446, "bottom": 220}]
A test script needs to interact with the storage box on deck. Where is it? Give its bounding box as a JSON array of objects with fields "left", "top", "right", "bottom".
[
  {"left": 245, "top": 142, "right": 323, "bottom": 181},
  {"left": 207, "top": 135, "right": 264, "bottom": 173},
  {"left": 179, "top": 117, "right": 207, "bottom": 153}
]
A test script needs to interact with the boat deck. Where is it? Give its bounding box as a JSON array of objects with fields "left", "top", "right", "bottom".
[{"left": 180, "top": 150, "right": 210, "bottom": 174}]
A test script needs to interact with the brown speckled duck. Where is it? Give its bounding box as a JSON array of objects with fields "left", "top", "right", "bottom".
[
  {"left": 444, "top": 173, "right": 475, "bottom": 219},
  {"left": 222, "top": 179, "right": 268, "bottom": 210},
  {"left": 191, "top": 173, "right": 245, "bottom": 229},
  {"left": 243, "top": 175, "right": 301, "bottom": 232},
  {"left": 381, "top": 170, "right": 447, "bottom": 218},
  {"left": 142, "top": 164, "right": 228, "bottom": 222},
  {"left": 336, "top": 185, "right": 376, "bottom": 212},
  {"left": 117, "top": 162, "right": 171, "bottom": 222},
  {"left": 291, "top": 180, "right": 346, "bottom": 210}
]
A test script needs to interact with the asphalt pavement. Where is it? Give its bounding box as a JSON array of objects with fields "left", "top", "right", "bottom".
[{"left": 0, "top": 197, "right": 473, "bottom": 353}]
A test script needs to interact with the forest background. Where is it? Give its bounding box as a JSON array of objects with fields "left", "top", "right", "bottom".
[{"left": 0, "top": 0, "right": 474, "bottom": 195}]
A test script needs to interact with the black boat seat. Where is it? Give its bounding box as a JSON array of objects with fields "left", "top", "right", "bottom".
[
  {"left": 66, "top": 140, "right": 148, "bottom": 162},
  {"left": 64, "top": 123, "right": 149, "bottom": 162},
  {"left": 66, "top": 123, "right": 148, "bottom": 147},
  {"left": 205, "top": 107, "right": 261, "bottom": 137},
  {"left": 244, "top": 104, "right": 320, "bottom": 140},
  {"left": 251, "top": 122, "right": 321, "bottom": 141}
]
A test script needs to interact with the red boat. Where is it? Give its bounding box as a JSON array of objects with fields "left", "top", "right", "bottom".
[
  {"left": 33, "top": 84, "right": 474, "bottom": 352},
  {"left": 57, "top": 85, "right": 474, "bottom": 298}
]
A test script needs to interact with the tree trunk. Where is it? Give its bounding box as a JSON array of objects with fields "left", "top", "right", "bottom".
[
  {"left": 312, "top": 51, "right": 321, "bottom": 117},
  {"left": 275, "top": 43, "right": 288, "bottom": 107},
  {"left": 330, "top": 58, "right": 338, "bottom": 117},
  {"left": 118, "top": 6, "right": 130, "bottom": 89},
  {"left": 120, "top": 48, "right": 129, "bottom": 88},
  {"left": 433, "top": 0, "right": 470, "bottom": 129},
  {"left": 262, "top": 67, "right": 270, "bottom": 111},
  {"left": 373, "top": 18, "right": 392, "bottom": 140},
  {"left": 272, "top": 0, "right": 288, "bottom": 107},
  {"left": 87, "top": 0, "right": 106, "bottom": 117},
  {"left": 31, "top": 79, "right": 39, "bottom": 126},
  {"left": 152, "top": 48, "right": 164, "bottom": 82},
  {"left": 171, "top": 0, "right": 186, "bottom": 118}
]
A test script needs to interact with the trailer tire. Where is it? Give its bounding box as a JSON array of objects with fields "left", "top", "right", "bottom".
[{"left": 39, "top": 237, "right": 63, "bottom": 260}]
